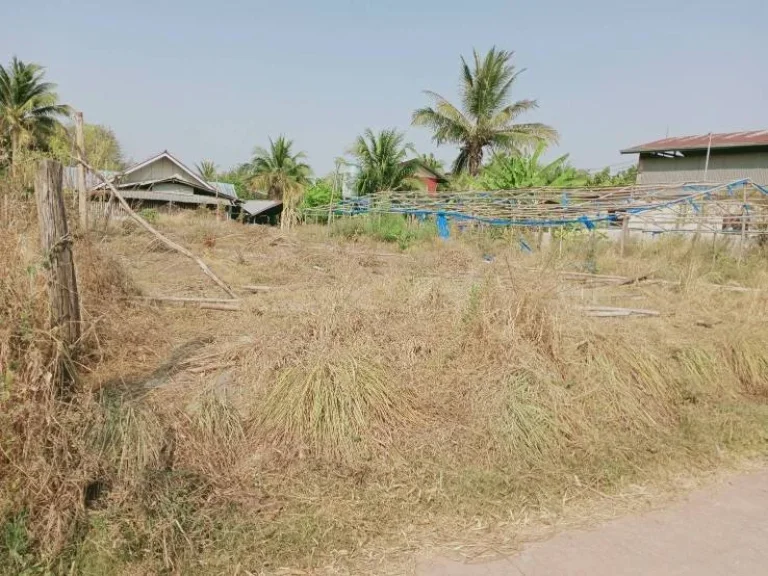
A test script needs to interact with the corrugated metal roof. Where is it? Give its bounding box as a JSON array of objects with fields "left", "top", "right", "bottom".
[
  {"left": 94, "top": 189, "right": 229, "bottom": 205},
  {"left": 209, "top": 181, "right": 238, "bottom": 200},
  {"left": 242, "top": 200, "right": 282, "bottom": 216},
  {"left": 622, "top": 130, "right": 768, "bottom": 154}
]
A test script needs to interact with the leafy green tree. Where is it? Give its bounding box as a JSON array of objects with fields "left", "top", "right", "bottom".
[
  {"left": 412, "top": 47, "right": 557, "bottom": 176},
  {"left": 195, "top": 159, "right": 217, "bottom": 181},
  {"left": 446, "top": 171, "right": 483, "bottom": 191},
  {"left": 216, "top": 163, "right": 253, "bottom": 199},
  {"left": 586, "top": 165, "right": 638, "bottom": 187},
  {"left": 349, "top": 128, "right": 419, "bottom": 195},
  {"left": 481, "top": 143, "right": 587, "bottom": 189},
  {"left": 302, "top": 178, "right": 334, "bottom": 208},
  {"left": 0, "top": 57, "right": 70, "bottom": 174},
  {"left": 298, "top": 177, "right": 337, "bottom": 222},
  {"left": 49, "top": 122, "right": 125, "bottom": 171},
  {"left": 250, "top": 136, "right": 311, "bottom": 228}
]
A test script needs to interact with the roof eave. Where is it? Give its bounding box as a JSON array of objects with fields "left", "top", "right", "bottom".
[{"left": 621, "top": 142, "right": 768, "bottom": 155}]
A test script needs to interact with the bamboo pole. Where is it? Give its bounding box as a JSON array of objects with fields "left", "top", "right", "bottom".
[
  {"left": 138, "top": 296, "right": 239, "bottom": 304},
  {"left": 137, "top": 297, "right": 240, "bottom": 311},
  {"left": 579, "top": 306, "right": 660, "bottom": 318},
  {"left": 739, "top": 185, "right": 748, "bottom": 264},
  {"left": 328, "top": 168, "right": 337, "bottom": 229},
  {"left": 240, "top": 285, "right": 274, "bottom": 292},
  {"left": 75, "top": 111, "right": 88, "bottom": 230}
]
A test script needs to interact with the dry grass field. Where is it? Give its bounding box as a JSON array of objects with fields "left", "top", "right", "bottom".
[{"left": 3, "top": 206, "right": 768, "bottom": 575}]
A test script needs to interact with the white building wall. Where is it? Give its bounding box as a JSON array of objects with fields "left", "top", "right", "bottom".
[{"left": 638, "top": 150, "right": 768, "bottom": 185}]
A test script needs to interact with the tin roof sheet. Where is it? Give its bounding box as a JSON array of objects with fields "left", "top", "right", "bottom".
[{"left": 621, "top": 130, "right": 768, "bottom": 154}]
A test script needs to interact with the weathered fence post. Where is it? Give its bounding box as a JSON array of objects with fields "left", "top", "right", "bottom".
[
  {"left": 75, "top": 111, "right": 88, "bottom": 230},
  {"left": 620, "top": 213, "right": 630, "bottom": 257},
  {"left": 35, "top": 160, "right": 82, "bottom": 358}
]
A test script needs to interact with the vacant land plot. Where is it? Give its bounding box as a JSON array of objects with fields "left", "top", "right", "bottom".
[{"left": 3, "top": 210, "right": 768, "bottom": 575}]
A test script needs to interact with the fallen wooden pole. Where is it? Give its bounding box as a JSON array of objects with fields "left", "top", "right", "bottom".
[
  {"left": 240, "top": 285, "right": 275, "bottom": 293},
  {"left": 74, "top": 157, "right": 238, "bottom": 299},
  {"left": 138, "top": 296, "right": 240, "bottom": 305},
  {"left": 198, "top": 303, "right": 240, "bottom": 311},
  {"left": 580, "top": 306, "right": 660, "bottom": 318},
  {"left": 135, "top": 297, "right": 240, "bottom": 312},
  {"left": 560, "top": 272, "right": 629, "bottom": 282},
  {"left": 561, "top": 271, "right": 762, "bottom": 294}
]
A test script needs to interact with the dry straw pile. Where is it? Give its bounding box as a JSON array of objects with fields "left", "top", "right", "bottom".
[{"left": 2, "top": 204, "right": 768, "bottom": 574}]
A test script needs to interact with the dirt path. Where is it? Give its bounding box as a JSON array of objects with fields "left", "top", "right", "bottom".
[{"left": 419, "top": 469, "right": 768, "bottom": 576}]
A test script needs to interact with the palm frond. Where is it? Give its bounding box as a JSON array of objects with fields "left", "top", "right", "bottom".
[
  {"left": 412, "top": 96, "right": 471, "bottom": 147},
  {"left": 0, "top": 56, "right": 68, "bottom": 164},
  {"left": 195, "top": 159, "right": 217, "bottom": 181},
  {"left": 498, "top": 122, "right": 559, "bottom": 145},
  {"left": 489, "top": 99, "right": 539, "bottom": 127}
]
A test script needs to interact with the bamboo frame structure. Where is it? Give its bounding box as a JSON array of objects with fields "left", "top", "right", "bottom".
[{"left": 306, "top": 179, "right": 768, "bottom": 242}]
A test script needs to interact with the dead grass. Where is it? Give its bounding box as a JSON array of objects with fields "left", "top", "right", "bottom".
[
  {"left": 257, "top": 350, "right": 420, "bottom": 462},
  {"left": 3, "top": 207, "right": 768, "bottom": 574}
]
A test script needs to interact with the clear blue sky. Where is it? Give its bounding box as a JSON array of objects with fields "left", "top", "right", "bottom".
[{"left": 2, "top": 0, "right": 766, "bottom": 175}]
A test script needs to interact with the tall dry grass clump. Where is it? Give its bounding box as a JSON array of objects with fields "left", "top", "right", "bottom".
[
  {"left": 0, "top": 199, "right": 165, "bottom": 573},
  {"left": 0, "top": 211, "right": 95, "bottom": 568},
  {"left": 257, "top": 350, "right": 419, "bottom": 462}
]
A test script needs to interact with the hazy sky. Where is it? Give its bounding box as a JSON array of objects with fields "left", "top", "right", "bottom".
[{"left": 2, "top": 0, "right": 766, "bottom": 175}]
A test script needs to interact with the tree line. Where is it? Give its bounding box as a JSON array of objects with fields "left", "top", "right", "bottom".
[{"left": 0, "top": 49, "right": 637, "bottom": 205}]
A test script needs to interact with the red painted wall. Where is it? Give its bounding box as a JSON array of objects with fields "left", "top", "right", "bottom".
[{"left": 421, "top": 177, "right": 438, "bottom": 194}]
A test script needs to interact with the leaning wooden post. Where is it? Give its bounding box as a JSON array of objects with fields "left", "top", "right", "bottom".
[
  {"left": 75, "top": 111, "right": 88, "bottom": 230},
  {"left": 35, "top": 160, "right": 82, "bottom": 357}
]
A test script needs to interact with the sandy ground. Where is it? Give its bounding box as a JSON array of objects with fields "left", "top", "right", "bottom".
[{"left": 418, "top": 469, "right": 768, "bottom": 576}]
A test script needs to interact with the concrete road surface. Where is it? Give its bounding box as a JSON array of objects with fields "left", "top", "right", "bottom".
[{"left": 419, "top": 469, "right": 768, "bottom": 576}]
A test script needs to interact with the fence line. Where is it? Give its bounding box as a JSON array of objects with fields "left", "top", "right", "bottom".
[{"left": 305, "top": 180, "right": 768, "bottom": 239}]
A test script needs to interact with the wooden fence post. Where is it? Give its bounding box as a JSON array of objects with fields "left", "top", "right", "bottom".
[
  {"left": 620, "top": 213, "right": 630, "bottom": 257},
  {"left": 35, "top": 160, "right": 82, "bottom": 357},
  {"left": 75, "top": 111, "right": 88, "bottom": 230}
]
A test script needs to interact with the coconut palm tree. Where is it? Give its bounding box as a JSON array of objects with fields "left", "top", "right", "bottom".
[
  {"left": 0, "top": 57, "right": 70, "bottom": 175},
  {"left": 349, "top": 129, "right": 419, "bottom": 195},
  {"left": 250, "top": 136, "right": 311, "bottom": 228},
  {"left": 412, "top": 47, "right": 558, "bottom": 176},
  {"left": 195, "top": 159, "right": 218, "bottom": 181}
]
